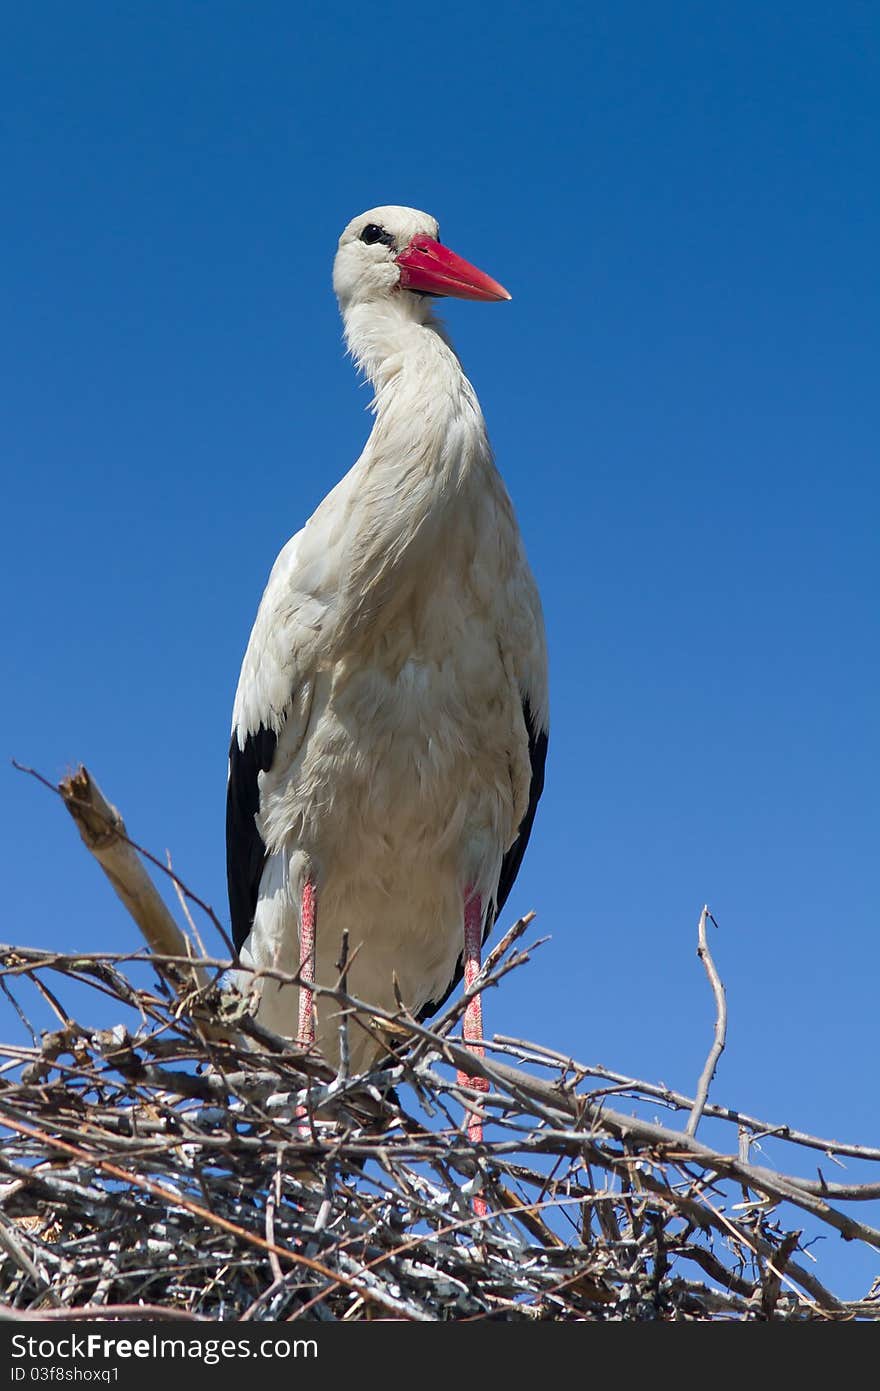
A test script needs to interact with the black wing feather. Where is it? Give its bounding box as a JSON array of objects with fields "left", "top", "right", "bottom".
[
  {"left": 417, "top": 697, "right": 548, "bottom": 1022},
  {"left": 226, "top": 725, "right": 277, "bottom": 955},
  {"left": 494, "top": 702, "right": 548, "bottom": 925}
]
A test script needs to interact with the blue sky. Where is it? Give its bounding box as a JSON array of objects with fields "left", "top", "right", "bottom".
[{"left": 2, "top": 4, "right": 878, "bottom": 1298}]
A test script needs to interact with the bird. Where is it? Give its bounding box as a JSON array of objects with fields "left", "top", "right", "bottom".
[{"left": 226, "top": 206, "right": 549, "bottom": 1130}]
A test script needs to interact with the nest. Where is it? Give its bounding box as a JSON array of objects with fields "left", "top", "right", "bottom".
[
  {"left": 1, "top": 928, "right": 879, "bottom": 1323},
  {"left": 2, "top": 763, "right": 878, "bottom": 1322}
]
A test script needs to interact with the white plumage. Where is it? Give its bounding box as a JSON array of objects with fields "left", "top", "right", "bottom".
[{"left": 227, "top": 206, "right": 548, "bottom": 1073}]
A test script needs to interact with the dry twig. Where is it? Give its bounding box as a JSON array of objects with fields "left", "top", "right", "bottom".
[{"left": 687, "top": 905, "right": 727, "bottom": 1137}]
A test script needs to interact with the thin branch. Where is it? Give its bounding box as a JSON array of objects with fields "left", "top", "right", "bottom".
[
  {"left": 12, "top": 760, "right": 234, "bottom": 957},
  {"left": 335, "top": 929, "right": 351, "bottom": 1085},
  {"left": 55, "top": 766, "right": 199, "bottom": 974},
  {"left": 687, "top": 905, "right": 728, "bottom": 1137},
  {"left": 492, "top": 1034, "right": 880, "bottom": 1163}
]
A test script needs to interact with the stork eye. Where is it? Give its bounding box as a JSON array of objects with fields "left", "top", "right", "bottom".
[{"left": 360, "top": 223, "right": 393, "bottom": 247}]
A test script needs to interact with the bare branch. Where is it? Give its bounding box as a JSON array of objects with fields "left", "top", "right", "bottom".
[
  {"left": 687, "top": 905, "right": 728, "bottom": 1136},
  {"left": 13, "top": 760, "right": 234, "bottom": 957},
  {"left": 58, "top": 765, "right": 195, "bottom": 970}
]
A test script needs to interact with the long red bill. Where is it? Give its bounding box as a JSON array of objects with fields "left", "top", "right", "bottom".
[{"left": 396, "top": 235, "right": 511, "bottom": 302}]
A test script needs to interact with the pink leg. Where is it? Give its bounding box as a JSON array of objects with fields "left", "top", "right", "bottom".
[
  {"left": 297, "top": 879, "right": 317, "bottom": 1046},
  {"left": 457, "top": 887, "right": 489, "bottom": 1217},
  {"left": 295, "top": 880, "right": 317, "bottom": 1136}
]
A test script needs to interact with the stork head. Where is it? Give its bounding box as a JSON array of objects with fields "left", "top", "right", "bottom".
[{"left": 333, "top": 206, "right": 510, "bottom": 312}]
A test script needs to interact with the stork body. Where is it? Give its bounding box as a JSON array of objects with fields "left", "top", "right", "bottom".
[{"left": 227, "top": 207, "right": 548, "bottom": 1075}]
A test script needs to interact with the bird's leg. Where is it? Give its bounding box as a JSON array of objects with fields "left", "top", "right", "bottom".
[
  {"left": 458, "top": 886, "right": 489, "bottom": 1217},
  {"left": 297, "top": 879, "right": 317, "bottom": 1047},
  {"left": 294, "top": 880, "right": 317, "bottom": 1138}
]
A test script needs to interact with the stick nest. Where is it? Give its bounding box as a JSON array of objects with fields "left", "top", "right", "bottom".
[{"left": 1, "top": 933, "right": 878, "bottom": 1323}]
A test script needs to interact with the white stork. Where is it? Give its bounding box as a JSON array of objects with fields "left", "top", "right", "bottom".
[{"left": 226, "top": 206, "right": 549, "bottom": 1138}]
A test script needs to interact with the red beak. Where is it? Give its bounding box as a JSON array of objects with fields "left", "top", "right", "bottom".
[{"left": 396, "top": 235, "right": 511, "bottom": 302}]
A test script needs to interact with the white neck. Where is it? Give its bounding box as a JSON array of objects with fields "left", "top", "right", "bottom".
[
  {"left": 328, "top": 293, "right": 497, "bottom": 645},
  {"left": 341, "top": 294, "right": 488, "bottom": 462},
  {"left": 342, "top": 291, "right": 448, "bottom": 385}
]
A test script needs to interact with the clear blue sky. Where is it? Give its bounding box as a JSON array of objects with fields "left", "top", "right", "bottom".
[{"left": 3, "top": 4, "right": 878, "bottom": 1298}]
